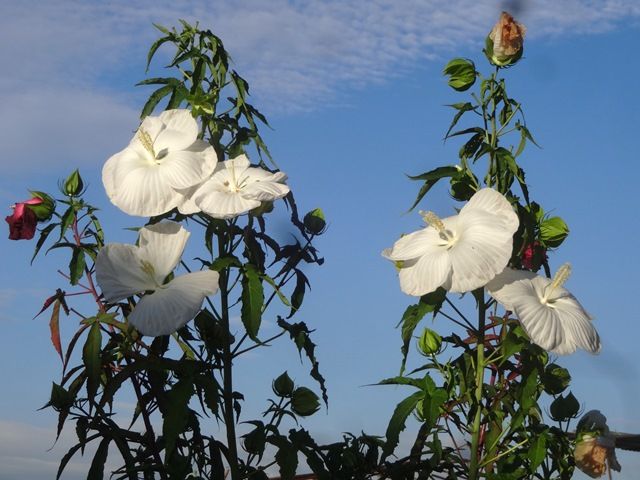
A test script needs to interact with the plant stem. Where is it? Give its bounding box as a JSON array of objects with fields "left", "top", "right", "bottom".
[
  {"left": 468, "top": 288, "right": 486, "bottom": 479},
  {"left": 218, "top": 224, "right": 240, "bottom": 480}
]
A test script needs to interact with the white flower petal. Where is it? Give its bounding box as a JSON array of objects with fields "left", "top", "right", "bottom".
[
  {"left": 227, "top": 154, "right": 251, "bottom": 169},
  {"left": 109, "top": 160, "right": 183, "bottom": 217},
  {"left": 383, "top": 218, "right": 456, "bottom": 261},
  {"left": 195, "top": 189, "right": 260, "bottom": 219},
  {"left": 128, "top": 270, "right": 219, "bottom": 336},
  {"left": 462, "top": 187, "right": 519, "bottom": 232},
  {"left": 488, "top": 268, "right": 601, "bottom": 355},
  {"left": 449, "top": 210, "right": 514, "bottom": 292},
  {"left": 138, "top": 222, "right": 190, "bottom": 281},
  {"left": 242, "top": 178, "right": 290, "bottom": 201},
  {"left": 486, "top": 268, "right": 537, "bottom": 310},
  {"left": 160, "top": 149, "right": 216, "bottom": 190},
  {"left": 398, "top": 250, "right": 452, "bottom": 296},
  {"left": 155, "top": 128, "right": 197, "bottom": 154},
  {"left": 158, "top": 109, "right": 199, "bottom": 143},
  {"left": 95, "top": 244, "right": 154, "bottom": 302},
  {"left": 512, "top": 292, "right": 566, "bottom": 353}
]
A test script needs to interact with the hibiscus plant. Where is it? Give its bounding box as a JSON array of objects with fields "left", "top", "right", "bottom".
[
  {"left": 18, "top": 21, "right": 328, "bottom": 480},
  {"left": 6, "top": 12, "right": 614, "bottom": 480}
]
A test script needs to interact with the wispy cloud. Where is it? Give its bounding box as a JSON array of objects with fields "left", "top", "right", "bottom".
[{"left": 1, "top": 0, "right": 638, "bottom": 172}]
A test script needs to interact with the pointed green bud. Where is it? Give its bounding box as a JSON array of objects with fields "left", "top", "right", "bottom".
[
  {"left": 63, "top": 169, "right": 84, "bottom": 196},
  {"left": 303, "top": 208, "right": 327, "bottom": 235},
  {"left": 291, "top": 387, "right": 320, "bottom": 417},
  {"left": 28, "top": 191, "right": 56, "bottom": 221},
  {"left": 418, "top": 328, "right": 442, "bottom": 356},
  {"left": 272, "top": 371, "right": 295, "bottom": 397}
]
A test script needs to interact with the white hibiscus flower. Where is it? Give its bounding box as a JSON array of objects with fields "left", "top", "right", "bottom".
[
  {"left": 191, "top": 154, "right": 289, "bottom": 219},
  {"left": 95, "top": 221, "right": 219, "bottom": 336},
  {"left": 102, "top": 109, "right": 218, "bottom": 217},
  {"left": 487, "top": 264, "right": 601, "bottom": 355},
  {"left": 383, "top": 188, "right": 519, "bottom": 296}
]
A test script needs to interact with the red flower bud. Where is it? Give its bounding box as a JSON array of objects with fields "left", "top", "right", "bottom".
[
  {"left": 5, "top": 197, "right": 43, "bottom": 240},
  {"left": 521, "top": 241, "right": 547, "bottom": 271}
]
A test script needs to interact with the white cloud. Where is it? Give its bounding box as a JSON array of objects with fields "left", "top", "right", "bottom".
[{"left": 1, "top": 0, "right": 639, "bottom": 173}]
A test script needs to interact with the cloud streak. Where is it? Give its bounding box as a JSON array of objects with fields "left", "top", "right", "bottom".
[{"left": 0, "top": 0, "right": 638, "bottom": 172}]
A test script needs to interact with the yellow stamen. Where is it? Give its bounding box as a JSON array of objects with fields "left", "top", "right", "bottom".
[
  {"left": 419, "top": 210, "right": 446, "bottom": 234},
  {"left": 140, "top": 259, "right": 156, "bottom": 279},
  {"left": 543, "top": 262, "right": 571, "bottom": 302},
  {"left": 137, "top": 128, "right": 155, "bottom": 157}
]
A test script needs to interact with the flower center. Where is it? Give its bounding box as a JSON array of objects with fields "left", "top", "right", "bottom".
[
  {"left": 420, "top": 210, "right": 455, "bottom": 246},
  {"left": 140, "top": 259, "right": 161, "bottom": 288},
  {"left": 542, "top": 262, "right": 571, "bottom": 304},
  {"left": 137, "top": 128, "right": 156, "bottom": 157}
]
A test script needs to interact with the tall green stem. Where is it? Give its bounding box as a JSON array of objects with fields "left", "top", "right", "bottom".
[
  {"left": 469, "top": 288, "right": 486, "bottom": 479},
  {"left": 218, "top": 226, "right": 240, "bottom": 480}
]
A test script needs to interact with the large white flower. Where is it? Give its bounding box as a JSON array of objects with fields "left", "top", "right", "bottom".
[
  {"left": 95, "top": 221, "right": 219, "bottom": 336},
  {"left": 383, "top": 188, "right": 519, "bottom": 296},
  {"left": 102, "top": 109, "right": 217, "bottom": 217},
  {"left": 191, "top": 154, "right": 290, "bottom": 219},
  {"left": 486, "top": 265, "right": 601, "bottom": 355}
]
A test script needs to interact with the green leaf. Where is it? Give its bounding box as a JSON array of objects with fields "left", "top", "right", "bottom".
[
  {"left": 69, "top": 247, "right": 86, "bottom": 286},
  {"left": 417, "top": 387, "right": 447, "bottom": 426},
  {"left": 383, "top": 391, "right": 423, "bottom": 458},
  {"left": 163, "top": 380, "right": 194, "bottom": 456},
  {"left": 83, "top": 322, "right": 102, "bottom": 403},
  {"left": 398, "top": 288, "right": 446, "bottom": 374},
  {"left": 407, "top": 166, "right": 459, "bottom": 211},
  {"left": 145, "top": 36, "right": 172, "bottom": 71},
  {"left": 445, "top": 102, "right": 477, "bottom": 139},
  {"left": 262, "top": 274, "right": 291, "bottom": 307},
  {"left": 31, "top": 223, "right": 57, "bottom": 264},
  {"left": 540, "top": 216, "right": 569, "bottom": 248},
  {"left": 528, "top": 433, "right": 546, "bottom": 471},
  {"left": 87, "top": 436, "right": 110, "bottom": 480},
  {"left": 140, "top": 84, "right": 174, "bottom": 119},
  {"left": 49, "top": 382, "right": 74, "bottom": 411},
  {"left": 59, "top": 205, "right": 75, "bottom": 240},
  {"left": 288, "top": 269, "right": 307, "bottom": 318},
  {"left": 271, "top": 436, "right": 298, "bottom": 480},
  {"left": 195, "top": 373, "right": 220, "bottom": 417},
  {"left": 443, "top": 58, "right": 477, "bottom": 92},
  {"left": 241, "top": 263, "right": 264, "bottom": 340}
]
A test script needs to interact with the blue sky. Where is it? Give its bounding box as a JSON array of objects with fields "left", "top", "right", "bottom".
[{"left": 1, "top": 1, "right": 639, "bottom": 478}]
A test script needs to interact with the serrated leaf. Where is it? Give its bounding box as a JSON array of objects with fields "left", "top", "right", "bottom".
[
  {"left": 83, "top": 322, "right": 102, "bottom": 403},
  {"left": 145, "top": 36, "right": 172, "bottom": 71},
  {"left": 31, "top": 223, "right": 56, "bottom": 264},
  {"left": 445, "top": 102, "right": 476, "bottom": 139},
  {"left": 87, "top": 436, "right": 110, "bottom": 480},
  {"left": 163, "top": 380, "right": 194, "bottom": 456},
  {"left": 383, "top": 391, "right": 423, "bottom": 459},
  {"left": 140, "top": 84, "right": 174, "bottom": 119},
  {"left": 241, "top": 264, "right": 264, "bottom": 340},
  {"left": 528, "top": 433, "right": 546, "bottom": 470},
  {"left": 50, "top": 300, "right": 63, "bottom": 362},
  {"left": 398, "top": 289, "right": 446, "bottom": 374},
  {"left": 69, "top": 247, "right": 86, "bottom": 285}
]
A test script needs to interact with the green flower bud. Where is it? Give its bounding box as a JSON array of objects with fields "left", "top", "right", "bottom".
[
  {"left": 418, "top": 328, "right": 442, "bottom": 355},
  {"left": 272, "top": 371, "right": 295, "bottom": 397},
  {"left": 303, "top": 208, "right": 326, "bottom": 235},
  {"left": 291, "top": 387, "right": 320, "bottom": 416},
  {"left": 63, "top": 169, "right": 84, "bottom": 196},
  {"left": 28, "top": 191, "right": 56, "bottom": 221},
  {"left": 443, "top": 58, "right": 477, "bottom": 92}
]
